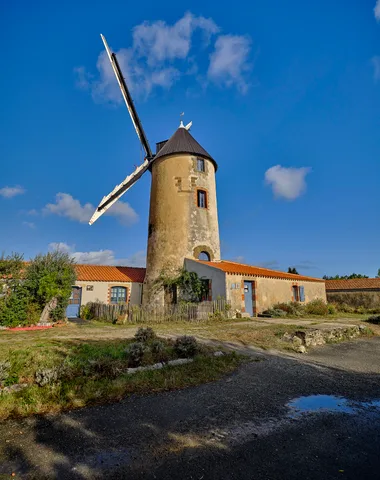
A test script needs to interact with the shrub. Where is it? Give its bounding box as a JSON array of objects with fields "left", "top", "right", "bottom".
[
  {"left": 272, "top": 302, "right": 305, "bottom": 316},
  {"left": 263, "top": 308, "right": 287, "bottom": 317},
  {"left": 134, "top": 327, "right": 156, "bottom": 343},
  {"left": 0, "top": 283, "right": 31, "bottom": 327},
  {"left": 150, "top": 340, "right": 168, "bottom": 363},
  {"left": 305, "top": 299, "right": 329, "bottom": 316},
  {"left": 126, "top": 342, "right": 145, "bottom": 367},
  {"left": 35, "top": 366, "right": 62, "bottom": 387},
  {"left": 327, "top": 303, "right": 337, "bottom": 315},
  {"left": 0, "top": 361, "right": 10, "bottom": 382},
  {"left": 174, "top": 336, "right": 198, "bottom": 358},
  {"left": 367, "top": 315, "right": 380, "bottom": 325},
  {"left": 80, "top": 304, "right": 94, "bottom": 320}
]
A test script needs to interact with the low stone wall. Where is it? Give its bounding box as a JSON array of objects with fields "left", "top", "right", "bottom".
[{"left": 283, "top": 325, "right": 369, "bottom": 353}]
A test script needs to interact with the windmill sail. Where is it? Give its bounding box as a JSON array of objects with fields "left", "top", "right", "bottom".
[
  {"left": 89, "top": 158, "right": 150, "bottom": 225},
  {"left": 100, "top": 34, "right": 153, "bottom": 159}
]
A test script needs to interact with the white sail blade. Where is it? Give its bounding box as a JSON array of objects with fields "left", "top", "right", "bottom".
[
  {"left": 100, "top": 34, "right": 152, "bottom": 158},
  {"left": 89, "top": 159, "right": 149, "bottom": 225}
]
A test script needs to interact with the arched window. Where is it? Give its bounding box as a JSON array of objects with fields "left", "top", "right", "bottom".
[
  {"left": 198, "top": 251, "right": 210, "bottom": 261},
  {"left": 110, "top": 286, "right": 127, "bottom": 304}
]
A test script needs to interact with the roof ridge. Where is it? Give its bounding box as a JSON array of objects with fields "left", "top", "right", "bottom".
[{"left": 221, "top": 260, "right": 320, "bottom": 280}]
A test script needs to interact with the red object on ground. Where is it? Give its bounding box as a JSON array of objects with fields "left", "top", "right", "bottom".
[{"left": 6, "top": 326, "right": 53, "bottom": 331}]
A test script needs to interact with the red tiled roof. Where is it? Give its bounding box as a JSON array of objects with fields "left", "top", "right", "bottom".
[
  {"left": 75, "top": 265, "right": 146, "bottom": 283},
  {"left": 194, "top": 260, "right": 325, "bottom": 282},
  {"left": 325, "top": 278, "right": 380, "bottom": 291}
]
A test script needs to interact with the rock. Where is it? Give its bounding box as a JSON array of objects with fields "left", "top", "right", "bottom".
[
  {"left": 295, "top": 345, "right": 307, "bottom": 354},
  {"left": 292, "top": 336, "right": 303, "bottom": 347},
  {"left": 0, "top": 383, "right": 28, "bottom": 395},
  {"left": 167, "top": 358, "right": 193, "bottom": 366},
  {"left": 282, "top": 333, "right": 294, "bottom": 343},
  {"left": 213, "top": 351, "right": 224, "bottom": 357}
]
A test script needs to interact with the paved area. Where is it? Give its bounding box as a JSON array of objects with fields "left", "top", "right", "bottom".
[{"left": 0, "top": 338, "right": 380, "bottom": 479}]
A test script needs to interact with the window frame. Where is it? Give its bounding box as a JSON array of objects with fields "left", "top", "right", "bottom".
[
  {"left": 110, "top": 286, "right": 128, "bottom": 304},
  {"left": 197, "top": 189, "right": 208, "bottom": 209},
  {"left": 197, "top": 157, "right": 205, "bottom": 172}
]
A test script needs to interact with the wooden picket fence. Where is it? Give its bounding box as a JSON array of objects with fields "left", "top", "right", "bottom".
[{"left": 85, "top": 298, "right": 231, "bottom": 324}]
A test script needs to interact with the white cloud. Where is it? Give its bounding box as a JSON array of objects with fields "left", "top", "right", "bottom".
[
  {"left": 208, "top": 35, "right": 251, "bottom": 94},
  {"left": 0, "top": 185, "right": 25, "bottom": 198},
  {"left": 23, "top": 221, "right": 36, "bottom": 229},
  {"left": 75, "top": 12, "right": 251, "bottom": 102},
  {"left": 133, "top": 12, "right": 219, "bottom": 66},
  {"left": 372, "top": 56, "right": 380, "bottom": 82},
  {"left": 265, "top": 165, "right": 311, "bottom": 200},
  {"left": 27, "top": 209, "right": 38, "bottom": 216},
  {"left": 43, "top": 193, "right": 138, "bottom": 225},
  {"left": 49, "top": 242, "right": 146, "bottom": 266},
  {"left": 257, "top": 260, "right": 280, "bottom": 269},
  {"left": 375, "top": 0, "right": 380, "bottom": 21}
]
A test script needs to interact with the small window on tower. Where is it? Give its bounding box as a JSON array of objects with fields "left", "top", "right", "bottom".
[
  {"left": 197, "top": 158, "right": 205, "bottom": 172},
  {"left": 197, "top": 190, "right": 207, "bottom": 208},
  {"left": 198, "top": 251, "right": 210, "bottom": 261}
]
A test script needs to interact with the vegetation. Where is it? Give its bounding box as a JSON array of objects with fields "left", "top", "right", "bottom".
[
  {"left": 287, "top": 267, "right": 299, "bottom": 275},
  {"left": 0, "top": 250, "right": 76, "bottom": 327},
  {"left": 323, "top": 273, "right": 369, "bottom": 280},
  {"left": 366, "top": 315, "right": 380, "bottom": 325},
  {"left": 155, "top": 268, "right": 209, "bottom": 302},
  {"left": 0, "top": 330, "right": 242, "bottom": 420}
]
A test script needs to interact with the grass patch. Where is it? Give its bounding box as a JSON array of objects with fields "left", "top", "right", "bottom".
[{"left": 0, "top": 335, "right": 243, "bottom": 420}]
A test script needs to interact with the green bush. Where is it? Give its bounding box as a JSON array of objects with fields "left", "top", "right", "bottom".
[
  {"left": 327, "top": 303, "right": 337, "bottom": 315},
  {"left": 305, "top": 299, "right": 329, "bottom": 316},
  {"left": 0, "top": 283, "right": 31, "bottom": 327},
  {"left": 263, "top": 308, "right": 287, "bottom": 317},
  {"left": 272, "top": 302, "right": 305, "bottom": 316},
  {"left": 174, "top": 336, "right": 198, "bottom": 358},
  {"left": 80, "top": 304, "right": 94, "bottom": 320},
  {"left": 134, "top": 327, "right": 156, "bottom": 343}
]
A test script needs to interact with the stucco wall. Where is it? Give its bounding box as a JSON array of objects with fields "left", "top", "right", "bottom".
[
  {"left": 254, "top": 277, "right": 326, "bottom": 312},
  {"left": 75, "top": 281, "right": 142, "bottom": 305},
  {"left": 184, "top": 259, "right": 226, "bottom": 300},
  {"left": 144, "top": 153, "right": 221, "bottom": 305}
]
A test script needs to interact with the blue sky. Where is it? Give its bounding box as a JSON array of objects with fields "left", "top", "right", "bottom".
[{"left": 1, "top": 0, "right": 380, "bottom": 277}]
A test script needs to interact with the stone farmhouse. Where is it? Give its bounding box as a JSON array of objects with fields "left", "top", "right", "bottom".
[{"left": 67, "top": 261, "right": 326, "bottom": 318}]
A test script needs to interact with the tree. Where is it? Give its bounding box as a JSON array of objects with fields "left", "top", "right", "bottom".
[
  {"left": 323, "top": 273, "right": 369, "bottom": 280},
  {"left": 288, "top": 267, "right": 299, "bottom": 275},
  {"left": 376, "top": 268, "right": 380, "bottom": 279},
  {"left": 25, "top": 250, "right": 76, "bottom": 322}
]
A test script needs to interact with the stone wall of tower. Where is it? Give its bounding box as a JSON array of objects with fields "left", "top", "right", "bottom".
[{"left": 143, "top": 153, "right": 221, "bottom": 305}]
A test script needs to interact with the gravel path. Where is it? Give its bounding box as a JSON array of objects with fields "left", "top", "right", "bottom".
[{"left": 1, "top": 338, "right": 380, "bottom": 479}]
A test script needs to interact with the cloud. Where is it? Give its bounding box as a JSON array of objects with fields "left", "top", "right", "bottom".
[
  {"left": 265, "top": 165, "right": 311, "bottom": 200},
  {"left": 27, "top": 209, "right": 38, "bottom": 216},
  {"left": 133, "top": 12, "right": 219, "bottom": 66},
  {"left": 372, "top": 56, "right": 380, "bottom": 82},
  {"left": 43, "top": 193, "right": 138, "bottom": 225},
  {"left": 292, "top": 261, "right": 317, "bottom": 271},
  {"left": 0, "top": 185, "right": 25, "bottom": 198},
  {"left": 49, "top": 242, "right": 146, "bottom": 266},
  {"left": 75, "top": 12, "right": 251, "bottom": 102},
  {"left": 23, "top": 221, "right": 36, "bottom": 229},
  {"left": 208, "top": 35, "right": 251, "bottom": 94},
  {"left": 375, "top": 0, "right": 380, "bottom": 21}
]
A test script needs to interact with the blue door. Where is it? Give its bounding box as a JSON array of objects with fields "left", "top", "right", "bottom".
[
  {"left": 244, "top": 281, "right": 253, "bottom": 316},
  {"left": 66, "top": 287, "right": 81, "bottom": 318}
]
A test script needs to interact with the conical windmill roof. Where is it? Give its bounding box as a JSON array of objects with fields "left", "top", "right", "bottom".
[{"left": 154, "top": 126, "right": 217, "bottom": 171}]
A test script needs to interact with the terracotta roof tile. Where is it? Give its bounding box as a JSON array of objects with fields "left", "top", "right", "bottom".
[
  {"left": 325, "top": 278, "right": 380, "bottom": 290},
  {"left": 194, "top": 260, "right": 325, "bottom": 283},
  {"left": 75, "top": 265, "right": 145, "bottom": 283}
]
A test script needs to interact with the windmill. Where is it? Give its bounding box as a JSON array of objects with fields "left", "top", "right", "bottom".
[
  {"left": 89, "top": 35, "right": 191, "bottom": 226},
  {"left": 90, "top": 34, "right": 221, "bottom": 305}
]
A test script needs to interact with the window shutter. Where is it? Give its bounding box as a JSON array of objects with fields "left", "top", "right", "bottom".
[{"left": 299, "top": 286, "right": 305, "bottom": 302}]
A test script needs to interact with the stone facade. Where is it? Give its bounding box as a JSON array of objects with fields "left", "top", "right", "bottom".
[
  {"left": 74, "top": 281, "right": 143, "bottom": 305},
  {"left": 144, "top": 153, "right": 221, "bottom": 305}
]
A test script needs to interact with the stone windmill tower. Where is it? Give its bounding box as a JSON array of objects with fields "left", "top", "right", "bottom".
[{"left": 89, "top": 35, "right": 220, "bottom": 305}]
